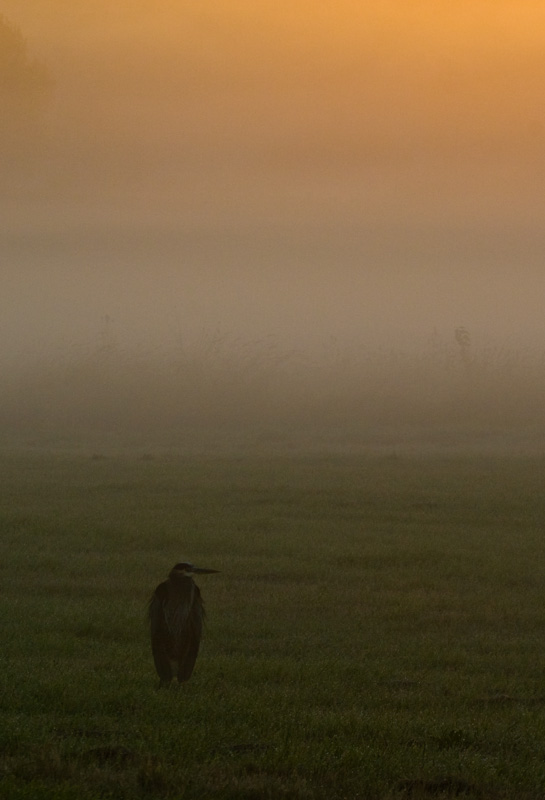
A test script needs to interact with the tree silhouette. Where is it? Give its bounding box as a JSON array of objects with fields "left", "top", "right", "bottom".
[{"left": 0, "top": 14, "right": 52, "bottom": 162}]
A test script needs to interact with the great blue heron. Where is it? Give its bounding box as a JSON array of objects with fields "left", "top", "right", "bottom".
[{"left": 149, "top": 562, "right": 219, "bottom": 686}]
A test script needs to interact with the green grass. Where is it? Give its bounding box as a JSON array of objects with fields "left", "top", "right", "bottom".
[{"left": 1, "top": 451, "right": 545, "bottom": 798}]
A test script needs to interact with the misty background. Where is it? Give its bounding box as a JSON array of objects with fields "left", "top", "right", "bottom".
[{"left": 2, "top": 2, "right": 545, "bottom": 450}]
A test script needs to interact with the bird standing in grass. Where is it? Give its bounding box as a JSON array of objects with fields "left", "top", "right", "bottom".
[{"left": 149, "top": 562, "right": 219, "bottom": 686}]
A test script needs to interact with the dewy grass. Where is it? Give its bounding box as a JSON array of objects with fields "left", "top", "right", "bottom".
[{"left": 1, "top": 452, "right": 545, "bottom": 798}]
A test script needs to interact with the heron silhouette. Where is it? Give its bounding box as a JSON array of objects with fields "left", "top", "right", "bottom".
[{"left": 149, "top": 562, "right": 219, "bottom": 686}]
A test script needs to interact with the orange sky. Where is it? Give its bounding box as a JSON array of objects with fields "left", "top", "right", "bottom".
[
  {"left": 8, "top": 1, "right": 542, "bottom": 214},
  {"left": 2, "top": 1, "right": 545, "bottom": 353}
]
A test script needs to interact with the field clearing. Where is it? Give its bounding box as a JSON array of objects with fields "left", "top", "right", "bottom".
[{"left": 1, "top": 452, "right": 545, "bottom": 799}]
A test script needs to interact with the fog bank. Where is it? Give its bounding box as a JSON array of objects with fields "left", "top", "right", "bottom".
[{"left": 2, "top": 3, "right": 545, "bottom": 450}]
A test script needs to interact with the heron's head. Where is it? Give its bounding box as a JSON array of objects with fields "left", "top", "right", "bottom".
[{"left": 171, "top": 562, "right": 219, "bottom": 577}]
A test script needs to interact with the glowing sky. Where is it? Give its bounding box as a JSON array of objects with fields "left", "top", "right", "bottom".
[{"left": 2, "top": 1, "right": 545, "bottom": 354}]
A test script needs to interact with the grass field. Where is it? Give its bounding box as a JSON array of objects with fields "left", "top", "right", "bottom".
[{"left": 1, "top": 451, "right": 545, "bottom": 799}]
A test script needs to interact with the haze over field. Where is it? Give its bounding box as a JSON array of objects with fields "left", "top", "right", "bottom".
[{"left": 2, "top": 2, "right": 545, "bottom": 446}]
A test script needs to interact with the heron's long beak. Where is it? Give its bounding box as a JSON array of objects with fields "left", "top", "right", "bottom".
[{"left": 191, "top": 567, "right": 220, "bottom": 574}]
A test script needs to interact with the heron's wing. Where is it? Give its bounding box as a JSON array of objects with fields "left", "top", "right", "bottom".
[
  {"left": 176, "top": 585, "right": 204, "bottom": 682},
  {"left": 149, "top": 582, "right": 174, "bottom": 683},
  {"left": 167, "top": 580, "right": 194, "bottom": 647}
]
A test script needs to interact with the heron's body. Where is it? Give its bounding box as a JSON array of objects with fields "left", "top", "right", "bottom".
[{"left": 149, "top": 563, "right": 218, "bottom": 685}]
